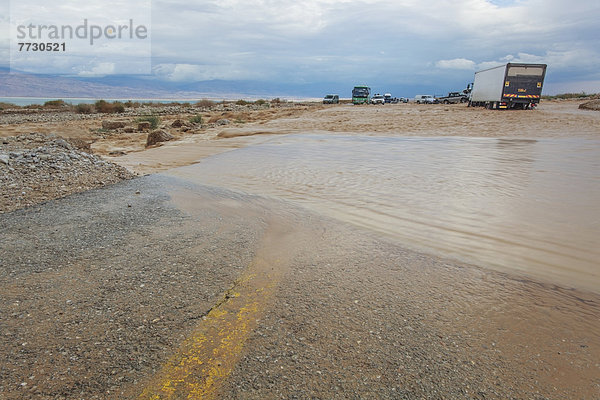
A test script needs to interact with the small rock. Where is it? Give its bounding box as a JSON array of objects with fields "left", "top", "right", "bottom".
[
  {"left": 53, "top": 138, "right": 71, "bottom": 149},
  {"left": 146, "top": 130, "right": 173, "bottom": 147},
  {"left": 171, "top": 119, "right": 184, "bottom": 128},
  {"left": 0, "top": 154, "right": 9, "bottom": 165},
  {"left": 216, "top": 119, "right": 231, "bottom": 126}
]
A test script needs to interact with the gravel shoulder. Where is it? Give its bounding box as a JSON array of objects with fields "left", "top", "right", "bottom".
[
  {"left": 0, "top": 133, "right": 133, "bottom": 214},
  {"left": 0, "top": 176, "right": 266, "bottom": 398}
]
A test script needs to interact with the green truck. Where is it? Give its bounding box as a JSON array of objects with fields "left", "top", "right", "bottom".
[{"left": 352, "top": 85, "right": 371, "bottom": 104}]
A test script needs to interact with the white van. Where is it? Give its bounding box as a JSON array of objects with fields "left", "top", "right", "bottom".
[{"left": 414, "top": 95, "right": 438, "bottom": 104}]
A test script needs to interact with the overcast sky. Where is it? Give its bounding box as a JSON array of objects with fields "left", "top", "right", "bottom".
[{"left": 2, "top": 0, "right": 600, "bottom": 96}]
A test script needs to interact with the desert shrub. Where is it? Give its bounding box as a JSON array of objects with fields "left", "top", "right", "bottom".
[
  {"left": 124, "top": 100, "right": 142, "bottom": 108},
  {"left": 75, "top": 103, "right": 94, "bottom": 114},
  {"left": 196, "top": 99, "right": 215, "bottom": 108},
  {"left": 136, "top": 115, "right": 160, "bottom": 129},
  {"left": 236, "top": 99, "right": 249, "bottom": 106},
  {"left": 43, "top": 99, "right": 67, "bottom": 108},
  {"left": 95, "top": 100, "right": 111, "bottom": 113},
  {"left": 255, "top": 99, "right": 267, "bottom": 106},
  {"left": 189, "top": 114, "right": 203, "bottom": 124},
  {"left": 95, "top": 100, "right": 125, "bottom": 113},
  {"left": 271, "top": 98, "right": 281, "bottom": 104},
  {"left": 0, "top": 102, "right": 18, "bottom": 110},
  {"left": 112, "top": 101, "right": 125, "bottom": 113},
  {"left": 543, "top": 92, "right": 599, "bottom": 100}
]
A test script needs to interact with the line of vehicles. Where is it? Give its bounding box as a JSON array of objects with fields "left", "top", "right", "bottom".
[{"left": 324, "top": 63, "right": 547, "bottom": 110}]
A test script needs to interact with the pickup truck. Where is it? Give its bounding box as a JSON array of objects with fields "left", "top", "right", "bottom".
[{"left": 436, "top": 92, "right": 468, "bottom": 104}]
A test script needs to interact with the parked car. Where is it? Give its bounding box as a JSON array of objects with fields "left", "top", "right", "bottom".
[
  {"left": 323, "top": 94, "right": 339, "bottom": 104},
  {"left": 399, "top": 97, "right": 409, "bottom": 103},
  {"left": 414, "top": 95, "right": 438, "bottom": 104},
  {"left": 371, "top": 94, "right": 385, "bottom": 105},
  {"left": 436, "top": 92, "right": 468, "bottom": 104},
  {"left": 384, "top": 93, "right": 401, "bottom": 104}
]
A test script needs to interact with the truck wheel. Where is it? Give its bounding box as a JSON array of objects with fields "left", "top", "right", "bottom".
[{"left": 443, "top": 100, "right": 449, "bottom": 104}]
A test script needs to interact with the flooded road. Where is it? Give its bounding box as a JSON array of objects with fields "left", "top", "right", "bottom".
[{"left": 169, "top": 134, "right": 600, "bottom": 293}]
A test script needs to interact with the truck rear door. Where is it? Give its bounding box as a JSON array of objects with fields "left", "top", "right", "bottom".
[{"left": 502, "top": 64, "right": 547, "bottom": 103}]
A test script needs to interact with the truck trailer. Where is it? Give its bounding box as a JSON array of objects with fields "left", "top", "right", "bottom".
[{"left": 469, "top": 63, "right": 547, "bottom": 110}]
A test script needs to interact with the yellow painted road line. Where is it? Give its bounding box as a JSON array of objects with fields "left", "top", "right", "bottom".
[{"left": 138, "top": 222, "right": 297, "bottom": 399}]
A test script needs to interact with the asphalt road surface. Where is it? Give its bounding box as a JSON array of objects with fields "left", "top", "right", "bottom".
[{"left": 1, "top": 174, "right": 599, "bottom": 399}]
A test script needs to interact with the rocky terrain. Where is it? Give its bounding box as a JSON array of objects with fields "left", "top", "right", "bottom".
[
  {"left": 0, "top": 133, "right": 134, "bottom": 214},
  {"left": 0, "top": 101, "right": 302, "bottom": 125}
]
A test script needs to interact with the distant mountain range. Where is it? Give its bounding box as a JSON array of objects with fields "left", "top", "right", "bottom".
[
  {"left": 0, "top": 67, "right": 333, "bottom": 99},
  {"left": 0, "top": 67, "right": 450, "bottom": 100}
]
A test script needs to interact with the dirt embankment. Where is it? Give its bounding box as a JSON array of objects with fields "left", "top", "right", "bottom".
[{"left": 579, "top": 99, "right": 600, "bottom": 111}]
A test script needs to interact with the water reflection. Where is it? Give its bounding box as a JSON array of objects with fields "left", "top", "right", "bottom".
[{"left": 169, "top": 135, "right": 600, "bottom": 292}]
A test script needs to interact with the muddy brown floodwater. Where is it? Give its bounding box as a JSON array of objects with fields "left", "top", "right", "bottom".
[{"left": 167, "top": 134, "right": 600, "bottom": 294}]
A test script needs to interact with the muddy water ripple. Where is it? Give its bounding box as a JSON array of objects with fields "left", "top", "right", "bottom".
[{"left": 169, "top": 135, "right": 600, "bottom": 292}]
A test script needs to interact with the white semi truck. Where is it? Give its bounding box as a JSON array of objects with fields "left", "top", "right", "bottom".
[{"left": 469, "top": 63, "right": 547, "bottom": 110}]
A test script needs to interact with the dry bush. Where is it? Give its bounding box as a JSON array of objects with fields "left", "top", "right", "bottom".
[
  {"left": 196, "top": 99, "right": 215, "bottom": 108},
  {"left": 75, "top": 103, "right": 94, "bottom": 114},
  {"left": 43, "top": 99, "right": 68, "bottom": 108},
  {"left": 124, "top": 100, "right": 142, "bottom": 108},
  {"left": 189, "top": 115, "right": 203, "bottom": 124},
  {"left": 0, "top": 102, "right": 18, "bottom": 110},
  {"left": 95, "top": 100, "right": 125, "bottom": 113},
  {"left": 136, "top": 115, "right": 161, "bottom": 129}
]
